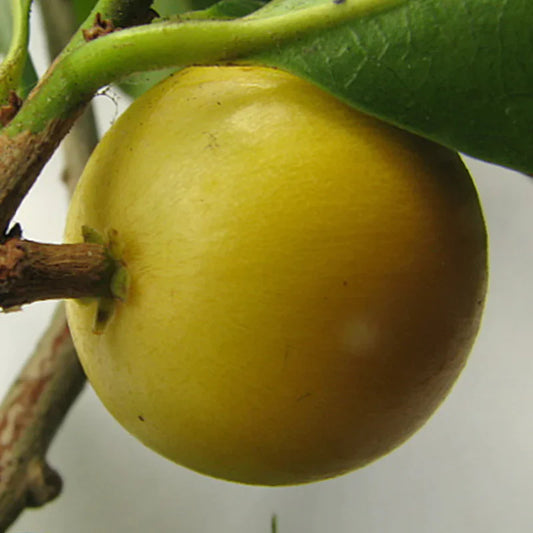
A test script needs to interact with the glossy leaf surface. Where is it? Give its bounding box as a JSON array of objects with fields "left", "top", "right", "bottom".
[{"left": 250, "top": 0, "right": 532, "bottom": 173}]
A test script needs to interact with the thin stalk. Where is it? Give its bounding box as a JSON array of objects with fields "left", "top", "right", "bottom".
[{"left": 5, "top": 0, "right": 403, "bottom": 134}]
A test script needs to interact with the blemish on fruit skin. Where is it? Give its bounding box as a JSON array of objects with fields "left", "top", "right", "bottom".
[
  {"left": 138, "top": 415, "right": 145, "bottom": 422},
  {"left": 203, "top": 131, "right": 219, "bottom": 150},
  {"left": 341, "top": 317, "right": 378, "bottom": 354},
  {"left": 283, "top": 344, "right": 294, "bottom": 368},
  {"left": 296, "top": 392, "right": 312, "bottom": 402}
]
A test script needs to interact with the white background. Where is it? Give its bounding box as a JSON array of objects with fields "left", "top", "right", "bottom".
[{"left": 1, "top": 7, "right": 532, "bottom": 533}]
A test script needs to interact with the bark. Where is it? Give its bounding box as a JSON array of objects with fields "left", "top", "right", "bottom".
[
  {"left": 0, "top": 117, "right": 81, "bottom": 234},
  {"left": 0, "top": 306, "right": 86, "bottom": 531},
  {"left": 0, "top": 237, "right": 112, "bottom": 310}
]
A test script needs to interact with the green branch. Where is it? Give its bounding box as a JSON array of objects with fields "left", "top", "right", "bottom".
[
  {"left": 0, "top": 0, "right": 33, "bottom": 103},
  {"left": 0, "top": 0, "right": 156, "bottom": 233},
  {"left": 5, "top": 0, "right": 403, "bottom": 134}
]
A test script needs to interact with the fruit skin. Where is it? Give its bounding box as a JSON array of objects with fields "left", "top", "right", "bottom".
[{"left": 64, "top": 65, "right": 487, "bottom": 486}]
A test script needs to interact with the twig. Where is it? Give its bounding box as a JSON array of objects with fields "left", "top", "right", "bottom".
[
  {"left": 0, "top": 0, "right": 155, "bottom": 234},
  {"left": 0, "top": 237, "right": 113, "bottom": 310},
  {"left": 0, "top": 116, "right": 82, "bottom": 233},
  {"left": 0, "top": 305, "right": 86, "bottom": 531}
]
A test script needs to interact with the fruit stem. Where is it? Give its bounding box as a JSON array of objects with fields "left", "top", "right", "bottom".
[{"left": 0, "top": 236, "right": 115, "bottom": 310}]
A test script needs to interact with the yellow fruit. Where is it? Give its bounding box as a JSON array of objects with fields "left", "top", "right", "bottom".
[{"left": 65, "top": 66, "right": 487, "bottom": 485}]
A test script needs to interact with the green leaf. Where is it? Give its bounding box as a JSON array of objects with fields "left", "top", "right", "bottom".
[
  {"left": 118, "top": 68, "right": 179, "bottom": 99},
  {"left": 0, "top": 0, "right": 35, "bottom": 103},
  {"left": 19, "top": 53, "right": 38, "bottom": 96},
  {"left": 72, "top": 0, "right": 98, "bottom": 25},
  {"left": 249, "top": 0, "right": 532, "bottom": 174},
  {"left": 153, "top": 0, "right": 194, "bottom": 16}
]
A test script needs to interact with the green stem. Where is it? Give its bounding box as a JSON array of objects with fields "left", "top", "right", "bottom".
[
  {"left": 0, "top": 0, "right": 156, "bottom": 233},
  {"left": 5, "top": 0, "right": 403, "bottom": 134},
  {"left": 0, "top": 0, "right": 32, "bottom": 103},
  {"left": 39, "top": 0, "right": 101, "bottom": 192}
]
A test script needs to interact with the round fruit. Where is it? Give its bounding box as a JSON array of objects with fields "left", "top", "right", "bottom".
[{"left": 65, "top": 65, "right": 487, "bottom": 485}]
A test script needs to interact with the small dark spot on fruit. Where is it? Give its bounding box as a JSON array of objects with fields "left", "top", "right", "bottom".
[
  {"left": 343, "top": 280, "right": 348, "bottom": 286},
  {"left": 138, "top": 415, "right": 145, "bottom": 422},
  {"left": 296, "top": 392, "right": 312, "bottom": 402}
]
